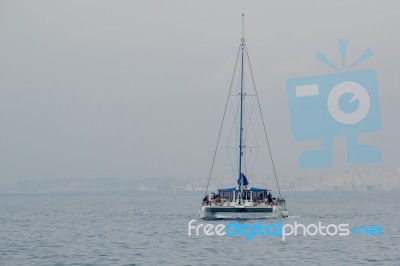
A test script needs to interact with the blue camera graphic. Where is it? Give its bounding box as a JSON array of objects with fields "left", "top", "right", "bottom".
[{"left": 286, "top": 40, "right": 381, "bottom": 168}]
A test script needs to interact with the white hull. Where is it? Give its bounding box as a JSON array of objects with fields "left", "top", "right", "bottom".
[{"left": 199, "top": 203, "right": 287, "bottom": 219}]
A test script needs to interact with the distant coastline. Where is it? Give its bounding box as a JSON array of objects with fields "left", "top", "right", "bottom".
[{"left": 1, "top": 170, "right": 399, "bottom": 193}]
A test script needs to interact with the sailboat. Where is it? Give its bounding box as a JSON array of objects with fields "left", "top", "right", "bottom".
[{"left": 199, "top": 14, "right": 288, "bottom": 219}]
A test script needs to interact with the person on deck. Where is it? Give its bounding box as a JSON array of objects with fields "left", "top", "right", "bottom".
[
  {"left": 202, "top": 195, "right": 210, "bottom": 205},
  {"left": 267, "top": 192, "right": 273, "bottom": 204}
]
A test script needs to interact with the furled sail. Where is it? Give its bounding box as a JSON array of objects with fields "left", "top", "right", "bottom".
[{"left": 237, "top": 173, "right": 249, "bottom": 186}]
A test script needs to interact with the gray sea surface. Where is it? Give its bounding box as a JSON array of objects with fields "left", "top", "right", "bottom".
[{"left": 0, "top": 191, "right": 399, "bottom": 265}]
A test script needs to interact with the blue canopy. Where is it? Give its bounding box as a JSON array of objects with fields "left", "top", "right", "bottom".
[
  {"left": 217, "top": 187, "right": 237, "bottom": 192},
  {"left": 218, "top": 187, "right": 269, "bottom": 192},
  {"left": 248, "top": 187, "right": 269, "bottom": 192}
]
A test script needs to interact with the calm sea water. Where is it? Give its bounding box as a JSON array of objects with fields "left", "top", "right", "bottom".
[{"left": 0, "top": 191, "right": 399, "bottom": 265}]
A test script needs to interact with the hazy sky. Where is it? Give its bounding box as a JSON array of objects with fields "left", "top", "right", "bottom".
[{"left": 0, "top": 1, "right": 399, "bottom": 185}]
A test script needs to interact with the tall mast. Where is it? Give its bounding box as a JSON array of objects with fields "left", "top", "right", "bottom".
[{"left": 238, "top": 13, "right": 245, "bottom": 197}]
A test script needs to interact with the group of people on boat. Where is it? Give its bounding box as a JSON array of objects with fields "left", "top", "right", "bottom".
[{"left": 202, "top": 192, "right": 279, "bottom": 206}]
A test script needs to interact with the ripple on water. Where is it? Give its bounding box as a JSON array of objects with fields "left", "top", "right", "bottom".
[{"left": 0, "top": 191, "right": 399, "bottom": 265}]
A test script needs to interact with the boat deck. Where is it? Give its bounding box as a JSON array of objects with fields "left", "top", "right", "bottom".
[{"left": 205, "top": 206, "right": 274, "bottom": 213}]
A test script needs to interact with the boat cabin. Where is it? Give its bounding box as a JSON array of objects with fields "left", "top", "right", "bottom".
[
  {"left": 213, "top": 187, "right": 272, "bottom": 203},
  {"left": 217, "top": 187, "right": 269, "bottom": 200}
]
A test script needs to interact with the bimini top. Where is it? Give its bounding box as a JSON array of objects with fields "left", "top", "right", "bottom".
[{"left": 218, "top": 187, "right": 269, "bottom": 192}]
